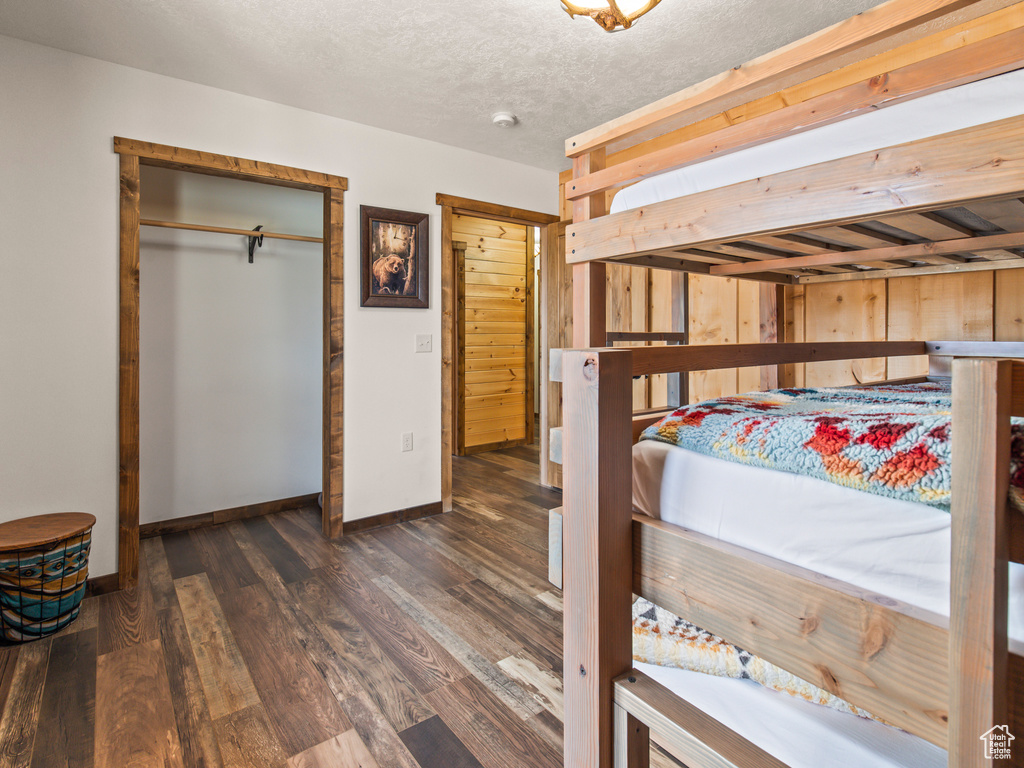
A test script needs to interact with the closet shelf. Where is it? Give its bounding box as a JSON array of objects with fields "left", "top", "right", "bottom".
[{"left": 140, "top": 219, "right": 323, "bottom": 243}]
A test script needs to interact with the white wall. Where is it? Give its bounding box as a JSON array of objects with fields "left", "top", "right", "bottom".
[
  {"left": 0, "top": 35, "right": 556, "bottom": 577},
  {"left": 139, "top": 167, "right": 323, "bottom": 523}
]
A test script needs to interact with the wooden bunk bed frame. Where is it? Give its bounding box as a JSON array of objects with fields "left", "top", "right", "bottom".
[{"left": 556, "top": 1, "right": 1024, "bottom": 766}]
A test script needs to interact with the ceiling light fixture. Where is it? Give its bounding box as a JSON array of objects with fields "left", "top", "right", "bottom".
[{"left": 561, "top": 0, "right": 661, "bottom": 31}]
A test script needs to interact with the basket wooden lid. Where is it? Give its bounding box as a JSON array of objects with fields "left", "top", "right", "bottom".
[{"left": 0, "top": 513, "right": 97, "bottom": 553}]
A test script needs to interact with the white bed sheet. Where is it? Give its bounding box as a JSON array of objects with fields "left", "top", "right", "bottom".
[
  {"left": 610, "top": 69, "right": 1024, "bottom": 214},
  {"left": 632, "top": 440, "right": 1024, "bottom": 641},
  {"left": 635, "top": 661, "right": 946, "bottom": 768}
]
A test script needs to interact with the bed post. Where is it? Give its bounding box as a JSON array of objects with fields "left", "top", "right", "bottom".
[
  {"left": 950, "top": 357, "right": 1011, "bottom": 765},
  {"left": 571, "top": 149, "right": 607, "bottom": 347},
  {"left": 563, "top": 348, "right": 635, "bottom": 768}
]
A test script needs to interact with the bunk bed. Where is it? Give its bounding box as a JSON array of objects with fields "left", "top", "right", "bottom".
[{"left": 554, "top": 1, "right": 1024, "bottom": 766}]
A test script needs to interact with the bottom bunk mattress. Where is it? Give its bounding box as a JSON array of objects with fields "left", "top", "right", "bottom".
[
  {"left": 634, "top": 661, "right": 946, "bottom": 767},
  {"left": 632, "top": 439, "right": 1024, "bottom": 641}
]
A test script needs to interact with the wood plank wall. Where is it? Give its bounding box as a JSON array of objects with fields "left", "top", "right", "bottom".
[
  {"left": 786, "top": 270, "right": 1024, "bottom": 386},
  {"left": 685, "top": 270, "right": 1023, "bottom": 398},
  {"left": 541, "top": 244, "right": 1024, "bottom": 488},
  {"left": 454, "top": 214, "right": 531, "bottom": 452},
  {"left": 542, "top": 233, "right": 686, "bottom": 488}
]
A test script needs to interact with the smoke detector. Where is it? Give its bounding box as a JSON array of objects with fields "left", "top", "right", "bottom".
[{"left": 492, "top": 112, "right": 519, "bottom": 128}]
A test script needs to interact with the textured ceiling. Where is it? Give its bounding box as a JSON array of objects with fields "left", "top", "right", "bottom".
[{"left": 0, "top": 0, "right": 880, "bottom": 170}]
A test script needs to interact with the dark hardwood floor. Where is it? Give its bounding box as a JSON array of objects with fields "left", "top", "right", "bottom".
[{"left": 0, "top": 436, "right": 678, "bottom": 767}]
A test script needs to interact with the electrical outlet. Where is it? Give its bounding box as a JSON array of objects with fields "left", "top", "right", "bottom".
[
  {"left": 415, "top": 334, "right": 432, "bottom": 353},
  {"left": 401, "top": 432, "right": 414, "bottom": 452}
]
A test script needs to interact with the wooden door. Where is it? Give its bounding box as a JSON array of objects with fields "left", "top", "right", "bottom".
[{"left": 455, "top": 214, "right": 533, "bottom": 453}]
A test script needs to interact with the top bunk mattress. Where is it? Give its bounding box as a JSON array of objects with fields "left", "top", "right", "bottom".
[{"left": 609, "top": 68, "right": 1024, "bottom": 214}]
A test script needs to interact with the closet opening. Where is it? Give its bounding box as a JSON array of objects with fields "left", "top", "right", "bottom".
[
  {"left": 138, "top": 166, "right": 322, "bottom": 536},
  {"left": 116, "top": 138, "right": 346, "bottom": 589},
  {"left": 436, "top": 194, "right": 559, "bottom": 511}
]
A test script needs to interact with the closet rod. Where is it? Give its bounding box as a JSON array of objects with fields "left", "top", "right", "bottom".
[{"left": 140, "top": 219, "right": 323, "bottom": 243}]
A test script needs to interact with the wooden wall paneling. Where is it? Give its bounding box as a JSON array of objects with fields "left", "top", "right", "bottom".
[
  {"left": 323, "top": 187, "right": 344, "bottom": 538},
  {"left": 759, "top": 284, "right": 782, "bottom": 389},
  {"left": 887, "top": 272, "right": 994, "bottom": 379},
  {"left": 118, "top": 152, "right": 141, "bottom": 589},
  {"left": 648, "top": 270, "right": 673, "bottom": 408},
  {"left": 996, "top": 269, "right": 1024, "bottom": 340},
  {"left": 780, "top": 285, "right": 806, "bottom": 387},
  {"left": 687, "top": 274, "right": 738, "bottom": 403},
  {"left": 456, "top": 215, "right": 530, "bottom": 451},
  {"left": 736, "top": 280, "right": 762, "bottom": 393},
  {"left": 670, "top": 273, "right": 689, "bottom": 407},
  {"left": 803, "top": 279, "right": 887, "bottom": 386}
]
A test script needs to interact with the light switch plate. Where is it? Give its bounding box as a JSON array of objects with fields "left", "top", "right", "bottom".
[{"left": 415, "top": 334, "right": 432, "bottom": 353}]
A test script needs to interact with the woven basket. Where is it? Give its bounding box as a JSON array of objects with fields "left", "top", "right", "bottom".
[{"left": 0, "top": 513, "right": 95, "bottom": 642}]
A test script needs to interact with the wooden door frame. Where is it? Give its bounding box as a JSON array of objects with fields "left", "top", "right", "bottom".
[
  {"left": 436, "top": 194, "right": 558, "bottom": 512},
  {"left": 115, "top": 137, "right": 347, "bottom": 589}
]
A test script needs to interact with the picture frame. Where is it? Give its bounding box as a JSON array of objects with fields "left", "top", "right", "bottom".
[{"left": 360, "top": 205, "right": 429, "bottom": 308}]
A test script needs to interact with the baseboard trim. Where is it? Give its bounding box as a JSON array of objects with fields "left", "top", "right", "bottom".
[
  {"left": 85, "top": 573, "right": 120, "bottom": 597},
  {"left": 342, "top": 501, "right": 443, "bottom": 536},
  {"left": 139, "top": 493, "right": 320, "bottom": 539},
  {"left": 461, "top": 438, "right": 529, "bottom": 456}
]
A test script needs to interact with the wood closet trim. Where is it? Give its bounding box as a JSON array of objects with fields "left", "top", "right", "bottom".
[
  {"left": 437, "top": 194, "right": 558, "bottom": 512},
  {"left": 115, "top": 138, "right": 347, "bottom": 589},
  {"left": 113, "top": 137, "right": 347, "bottom": 191},
  {"left": 435, "top": 194, "right": 559, "bottom": 227}
]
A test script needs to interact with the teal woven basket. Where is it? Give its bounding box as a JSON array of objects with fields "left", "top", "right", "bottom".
[{"left": 0, "top": 513, "right": 96, "bottom": 642}]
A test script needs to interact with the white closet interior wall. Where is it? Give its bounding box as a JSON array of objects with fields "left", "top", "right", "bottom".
[{"left": 139, "top": 165, "right": 322, "bottom": 524}]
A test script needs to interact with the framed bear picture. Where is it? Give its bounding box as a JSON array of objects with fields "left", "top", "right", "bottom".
[{"left": 360, "top": 205, "right": 429, "bottom": 308}]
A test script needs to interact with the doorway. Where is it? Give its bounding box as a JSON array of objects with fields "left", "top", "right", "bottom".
[
  {"left": 116, "top": 138, "right": 346, "bottom": 589},
  {"left": 437, "top": 194, "right": 558, "bottom": 511}
]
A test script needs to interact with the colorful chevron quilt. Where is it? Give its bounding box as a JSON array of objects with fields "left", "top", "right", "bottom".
[{"left": 639, "top": 381, "right": 1024, "bottom": 512}]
